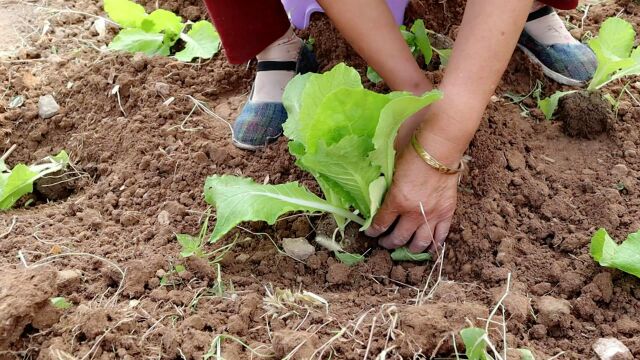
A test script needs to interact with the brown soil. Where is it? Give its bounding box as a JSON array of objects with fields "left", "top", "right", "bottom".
[
  {"left": 559, "top": 91, "right": 613, "bottom": 139},
  {"left": 1, "top": 0, "right": 640, "bottom": 359}
]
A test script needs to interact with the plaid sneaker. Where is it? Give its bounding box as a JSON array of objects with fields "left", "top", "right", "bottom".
[
  {"left": 517, "top": 6, "right": 597, "bottom": 86},
  {"left": 232, "top": 46, "right": 318, "bottom": 150}
]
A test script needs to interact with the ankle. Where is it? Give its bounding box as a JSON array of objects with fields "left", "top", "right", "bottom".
[{"left": 257, "top": 27, "right": 303, "bottom": 62}]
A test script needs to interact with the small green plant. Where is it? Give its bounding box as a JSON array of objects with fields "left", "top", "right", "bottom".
[
  {"left": 591, "top": 228, "right": 640, "bottom": 278},
  {"left": 176, "top": 210, "right": 238, "bottom": 262},
  {"left": 50, "top": 297, "right": 73, "bottom": 310},
  {"left": 537, "top": 17, "right": 640, "bottom": 119},
  {"left": 104, "top": 0, "right": 220, "bottom": 61},
  {"left": 204, "top": 64, "right": 442, "bottom": 260},
  {"left": 1, "top": 149, "right": 69, "bottom": 210},
  {"left": 367, "top": 20, "right": 450, "bottom": 84}
]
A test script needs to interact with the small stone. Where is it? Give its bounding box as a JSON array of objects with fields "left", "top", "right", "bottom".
[
  {"left": 235, "top": 254, "right": 250, "bottom": 263},
  {"left": 611, "top": 164, "right": 629, "bottom": 177},
  {"left": 592, "top": 338, "right": 633, "bottom": 360},
  {"left": 157, "top": 210, "right": 170, "bottom": 226},
  {"left": 536, "top": 296, "right": 570, "bottom": 326},
  {"left": 326, "top": 263, "right": 350, "bottom": 284},
  {"left": 282, "top": 237, "right": 315, "bottom": 261},
  {"left": 155, "top": 269, "right": 166, "bottom": 278},
  {"left": 624, "top": 149, "right": 637, "bottom": 158},
  {"left": 56, "top": 269, "right": 82, "bottom": 288},
  {"left": 120, "top": 211, "right": 141, "bottom": 226},
  {"left": 38, "top": 95, "right": 60, "bottom": 119},
  {"left": 505, "top": 150, "right": 526, "bottom": 171},
  {"left": 154, "top": 82, "right": 171, "bottom": 96},
  {"left": 569, "top": 28, "right": 583, "bottom": 40}
]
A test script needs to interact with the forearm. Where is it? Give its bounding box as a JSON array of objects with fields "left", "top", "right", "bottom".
[
  {"left": 417, "top": 0, "right": 533, "bottom": 164},
  {"left": 317, "top": 0, "right": 433, "bottom": 94}
]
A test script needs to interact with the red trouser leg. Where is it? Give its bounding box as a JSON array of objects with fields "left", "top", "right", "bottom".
[
  {"left": 202, "top": 0, "right": 291, "bottom": 64},
  {"left": 539, "top": 0, "right": 578, "bottom": 10}
]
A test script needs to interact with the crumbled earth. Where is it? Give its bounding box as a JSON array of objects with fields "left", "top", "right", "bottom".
[{"left": 1, "top": 0, "right": 639, "bottom": 359}]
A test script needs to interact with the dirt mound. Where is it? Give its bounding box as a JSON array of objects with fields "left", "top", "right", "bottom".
[{"left": 559, "top": 91, "right": 613, "bottom": 139}]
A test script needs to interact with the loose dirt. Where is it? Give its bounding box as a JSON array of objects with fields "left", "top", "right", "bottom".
[{"left": 1, "top": 0, "right": 639, "bottom": 359}]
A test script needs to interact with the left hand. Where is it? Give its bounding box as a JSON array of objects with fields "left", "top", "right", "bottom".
[{"left": 365, "top": 133, "right": 462, "bottom": 253}]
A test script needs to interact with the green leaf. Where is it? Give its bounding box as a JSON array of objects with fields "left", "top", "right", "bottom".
[
  {"left": 108, "top": 28, "right": 167, "bottom": 55},
  {"left": 537, "top": 90, "right": 576, "bottom": 120},
  {"left": 300, "top": 137, "right": 381, "bottom": 217},
  {"left": 335, "top": 251, "right": 365, "bottom": 266},
  {"left": 434, "top": 48, "right": 452, "bottom": 67},
  {"left": 517, "top": 349, "right": 536, "bottom": 360},
  {"left": 363, "top": 176, "right": 387, "bottom": 229},
  {"left": 175, "top": 21, "right": 221, "bottom": 62},
  {"left": 390, "top": 247, "right": 432, "bottom": 262},
  {"left": 369, "top": 90, "right": 443, "bottom": 185},
  {"left": 50, "top": 297, "right": 73, "bottom": 310},
  {"left": 177, "top": 234, "right": 202, "bottom": 258},
  {"left": 588, "top": 17, "right": 637, "bottom": 90},
  {"left": 411, "top": 20, "right": 433, "bottom": 65},
  {"left": 104, "top": 0, "right": 148, "bottom": 28},
  {"left": 612, "top": 47, "right": 640, "bottom": 81},
  {"left": 590, "top": 228, "right": 640, "bottom": 278},
  {"left": 141, "top": 9, "right": 184, "bottom": 35},
  {"left": 204, "top": 175, "right": 364, "bottom": 242},
  {"left": 283, "top": 63, "right": 363, "bottom": 144},
  {"left": 366, "top": 66, "right": 383, "bottom": 84},
  {"left": 304, "top": 88, "right": 391, "bottom": 152},
  {"left": 174, "top": 264, "right": 186, "bottom": 273},
  {"left": 0, "top": 164, "right": 37, "bottom": 210},
  {"left": 460, "top": 327, "right": 490, "bottom": 360}
]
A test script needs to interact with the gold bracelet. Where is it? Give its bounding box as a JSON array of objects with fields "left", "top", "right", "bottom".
[{"left": 410, "top": 134, "right": 463, "bottom": 175}]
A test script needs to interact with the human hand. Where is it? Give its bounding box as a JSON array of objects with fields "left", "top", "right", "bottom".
[{"left": 365, "top": 132, "right": 462, "bottom": 253}]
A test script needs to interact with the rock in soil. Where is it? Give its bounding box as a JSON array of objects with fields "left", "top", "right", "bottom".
[
  {"left": 0, "top": 268, "right": 60, "bottom": 348},
  {"left": 282, "top": 237, "right": 315, "bottom": 260},
  {"left": 38, "top": 94, "right": 60, "bottom": 119},
  {"left": 592, "top": 338, "right": 633, "bottom": 360},
  {"left": 536, "top": 296, "right": 571, "bottom": 327},
  {"left": 558, "top": 91, "right": 612, "bottom": 139}
]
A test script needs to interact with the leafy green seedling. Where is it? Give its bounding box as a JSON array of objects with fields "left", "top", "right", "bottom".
[
  {"left": 590, "top": 228, "right": 640, "bottom": 278},
  {"left": 176, "top": 211, "right": 210, "bottom": 258},
  {"left": 104, "top": 0, "right": 220, "bottom": 61},
  {"left": 460, "top": 327, "right": 491, "bottom": 360},
  {"left": 204, "top": 64, "right": 442, "bottom": 262},
  {"left": 335, "top": 251, "right": 365, "bottom": 266},
  {"left": 1, "top": 150, "right": 69, "bottom": 210},
  {"left": 367, "top": 20, "right": 449, "bottom": 84},
  {"left": 50, "top": 297, "right": 73, "bottom": 310},
  {"left": 205, "top": 64, "right": 442, "bottom": 237},
  {"left": 537, "top": 90, "right": 576, "bottom": 120},
  {"left": 390, "top": 247, "right": 432, "bottom": 262},
  {"left": 538, "top": 17, "right": 640, "bottom": 118}
]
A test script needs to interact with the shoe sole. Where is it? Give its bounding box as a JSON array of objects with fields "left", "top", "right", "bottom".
[
  {"left": 232, "top": 138, "right": 262, "bottom": 151},
  {"left": 518, "top": 44, "right": 586, "bottom": 87}
]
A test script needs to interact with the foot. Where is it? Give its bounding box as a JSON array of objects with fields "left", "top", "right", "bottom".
[
  {"left": 518, "top": 5, "right": 597, "bottom": 86},
  {"left": 232, "top": 28, "right": 318, "bottom": 150}
]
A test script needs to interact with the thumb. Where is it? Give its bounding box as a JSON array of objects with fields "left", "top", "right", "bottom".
[{"left": 364, "top": 198, "right": 398, "bottom": 237}]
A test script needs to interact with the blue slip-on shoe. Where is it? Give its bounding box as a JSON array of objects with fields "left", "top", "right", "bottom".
[
  {"left": 517, "top": 6, "right": 597, "bottom": 87},
  {"left": 232, "top": 46, "right": 318, "bottom": 150}
]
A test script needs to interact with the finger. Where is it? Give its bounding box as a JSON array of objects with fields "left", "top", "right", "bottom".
[
  {"left": 365, "top": 200, "right": 398, "bottom": 237},
  {"left": 407, "top": 222, "right": 435, "bottom": 253},
  {"left": 428, "top": 219, "right": 452, "bottom": 254},
  {"left": 379, "top": 216, "right": 419, "bottom": 249}
]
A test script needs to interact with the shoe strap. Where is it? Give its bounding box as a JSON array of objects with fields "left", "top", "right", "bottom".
[
  {"left": 527, "top": 6, "right": 555, "bottom": 22},
  {"left": 256, "top": 61, "right": 297, "bottom": 72}
]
